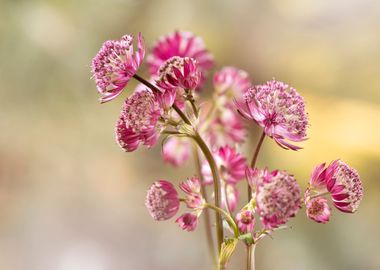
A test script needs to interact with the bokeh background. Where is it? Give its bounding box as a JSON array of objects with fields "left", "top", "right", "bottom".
[{"left": 1, "top": 0, "right": 379, "bottom": 269}]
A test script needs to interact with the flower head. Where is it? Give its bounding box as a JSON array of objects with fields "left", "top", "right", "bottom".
[
  {"left": 179, "top": 177, "right": 204, "bottom": 209},
  {"left": 238, "top": 80, "right": 308, "bottom": 150},
  {"left": 145, "top": 180, "right": 180, "bottom": 221},
  {"left": 202, "top": 146, "right": 247, "bottom": 185},
  {"left": 91, "top": 33, "right": 145, "bottom": 103},
  {"left": 254, "top": 169, "right": 301, "bottom": 229},
  {"left": 306, "top": 197, "right": 331, "bottom": 224},
  {"left": 176, "top": 213, "right": 198, "bottom": 232},
  {"left": 222, "top": 184, "right": 239, "bottom": 212},
  {"left": 162, "top": 137, "right": 191, "bottom": 167},
  {"left": 203, "top": 106, "right": 246, "bottom": 148},
  {"left": 213, "top": 67, "right": 252, "bottom": 103},
  {"left": 325, "top": 160, "right": 364, "bottom": 213},
  {"left": 156, "top": 56, "right": 201, "bottom": 91},
  {"left": 115, "top": 89, "right": 173, "bottom": 152},
  {"left": 236, "top": 209, "right": 255, "bottom": 233},
  {"left": 147, "top": 31, "right": 213, "bottom": 84}
]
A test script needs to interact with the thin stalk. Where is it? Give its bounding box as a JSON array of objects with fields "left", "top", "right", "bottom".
[
  {"left": 204, "top": 203, "right": 239, "bottom": 238},
  {"left": 248, "top": 131, "right": 266, "bottom": 200},
  {"left": 192, "top": 144, "right": 217, "bottom": 267},
  {"left": 310, "top": 191, "right": 329, "bottom": 200},
  {"left": 246, "top": 244, "right": 256, "bottom": 270},
  {"left": 192, "top": 132, "right": 224, "bottom": 252}
]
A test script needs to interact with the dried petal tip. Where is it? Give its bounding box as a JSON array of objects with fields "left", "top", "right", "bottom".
[
  {"left": 91, "top": 33, "right": 145, "bottom": 103},
  {"left": 255, "top": 169, "right": 301, "bottom": 229},
  {"left": 147, "top": 30, "right": 214, "bottom": 84},
  {"left": 176, "top": 213, "right": 198, "bottom": 232},
  {"left": 156, "top": 56, "right": 201, "bottom": 90},
  {"left": 145, "top": 180, "right": 180, "bottom": 221},
  {"left": 306, "top": 197, "right": 331, "bottom": 224},
  {"left": 238, "top": 80, "right": 308, "bottom": 150},
  {"left": 236, "top": 209, "right": 255, "bottom": 233},
  {"left": 326, "top": 160, "right": 363, "bottom": 213}
]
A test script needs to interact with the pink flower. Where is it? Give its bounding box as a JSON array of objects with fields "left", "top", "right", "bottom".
[
  {"left": 176, "top": 213, "right": 199, "bottom": 232},
  {"left": 306, "top": 197, "right": 331, "bottom": 224},
  {"left": 145, "top": 180, "right": 180, "bottom": 221},
  {"left": 236, "top": 209, "right": 255, "bottom": 233},
  {"left": 115, "top": 89, "right": 174, "bottom": 152},
  {"left": 307, "top": 160, "right": 364, "bottom": 213},
  {"left": 147, "top": 31, "right": 214, "bottom": 84},
  {"left": 162, "top": 137, "right": 191, "bottom": 167},
  {"left": 325, "top": 160, "right": 363, "bottom": 213},
  {"left": 237, "top": 80, "right": 308, "bottom": 150},
  {"left": 91, "top": 33, "right": 145, "bottom": 103},
  {"left": 179, "top": 177, "right": 204, "bottom": 209},
  {"left": 156, "top": 56, "right": 201, "bottom": 91},
  {"left": 203, "top": 106, "right": 246, "bottom": 148},
  {"left": 213, "top": 67, "right": 252, "bottom": 103},
  {"left": 254, "top": 169, "right": 301, "bottom": 229},
  {"left": 202, "top": 146, "right": 247, "bottom": 185}
]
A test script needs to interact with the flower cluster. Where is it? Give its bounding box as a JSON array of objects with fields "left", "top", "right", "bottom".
[{"left": 92, "top": 30, "right": 364, "bottom": 270}]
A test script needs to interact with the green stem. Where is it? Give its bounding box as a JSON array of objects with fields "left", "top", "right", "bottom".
[
  {"left": 192, "top": 132, "right": 224, "bottom": 252},
  {"left": 309, "top": 191, "right": 329, "bottom": 200},
  {"left": 248, "top": 130, "right": 266, "bottom": 200},
  {"left": 204, "top": 203, "right": 239, "bottom": 238},
  {"left": 192, "top": 144, "right": 217, "bottom": 267},
  {"left": 246, "top": 244, "right": 256, "bottom": 270}
]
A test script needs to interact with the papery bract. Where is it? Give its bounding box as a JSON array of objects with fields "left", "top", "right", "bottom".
[
  {"left": 180, "top": 177, "right": 204, "bottom": 209},
  {"left": 91, "top": 33, "right": 145, "bottom": 103},
  {"left": 176, "top": 213, "right": 199, "bottom": 232},
  {"left": 145, "top": 180, "right": 180, "bottom": 221},
  {"left": 238, "top": 80, "right": 308, "bottom": 150},
  {"left": 254, "top": 169, "right": 301, "bottom": 229}
]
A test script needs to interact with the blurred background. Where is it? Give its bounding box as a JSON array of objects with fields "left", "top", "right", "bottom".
[{"left": 0, "top": 0, "right": 379, "bottom": 269}]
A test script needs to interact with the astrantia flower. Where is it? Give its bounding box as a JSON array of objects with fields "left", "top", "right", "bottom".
[
  {"left": 145, "top": 180, "right": 180, "bottom": 221},
  {"left": 156, "top": 56, "right": 201, "bottom": 91},
  {"left": 176, "top": 213, "right": 198, "bottom": 232},
  {"left": 326, "top": 160, "right": 363, "bottom": 213},
  {"left": 179, "top": 177, "right": 204, "bottom": 209},
  {"left": 306, "top": 197, "right": 331, "bottom": 224},
  {"left": 147, "top": 31, "right": 214, "bottom": 83},
  {"left": 213, "top": 67, "right": 252, "bottom": 104},
  {"left": 202, "top": 146, "right": 247, "bottom": 185},
  {"left": 254, "top": 169, "right": 301, "bottom": 229},
  {"left": 236, "top": 209, "right": 255, "bottom": 233},
  {"left": 307, "top": 160, "right": 364, "bottom": 213},
  {"left": 221, "top": 183, "right": 239, "bottom": 212},
  {"left": 162, "top": 137, "right": 191, "bottom": 167},
  {"left": 115, "top": 89, "right": 174, "bottom": 152},
  {"left": 203, "top": 106, "right": 246, "bottom": 148},
  {"left": 91, "top": 33, "right": 145, "bottom": 103},
  {"left": 238, "top": 80, "right": 308, "bottom": 150}
]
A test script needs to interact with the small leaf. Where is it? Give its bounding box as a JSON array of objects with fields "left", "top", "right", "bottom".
[{"left": 219, "top": 238, "right": 238, "bottom": 268}]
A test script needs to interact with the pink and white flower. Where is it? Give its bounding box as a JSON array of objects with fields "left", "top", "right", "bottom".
[
  {"left": 253, "top": 169, "right": 301, "bottom": 229},
  {"left": 179, "top": 177, "right": 204, "bottom": 209},
  {"left": 306, "top": 197, "right": 331, "bottom": 224},
  {"left": 213, "top": 67, "right": 252, "bottom": 103},
  {"left": 156, "top": 56, "right": 201, "bottom": 91},
  {"left": 203, "top": 106, "right": 246, "bottom": 148},
  {"left": 202, "top": 146, "right": 247, "bottom": 185},
  {"left": 147, "top": 31, "right": 214, "bottom": 84},
  {"left": 176, "top": 213, "right": 199, "bottom": 232},
  {"left": 237, "top": 80, "right": 308, "bottom": 150},
  {"left": 307, "top": 160, "right": 363, "bottom": 213},
  {"left": 145, "top": 180, "right": 180, "bottom": 221},
  {"left": 236, "top": 209, "right": 255, "bottom": 233},
  {"left": 162, "top": 137, "right": 191, "bottom": 167},
  {"left": 115, "top": 88, "right": 174, "bottom": 152},
  {"left": 91, "top": 33, "right": 145, "bottom": 103}
]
